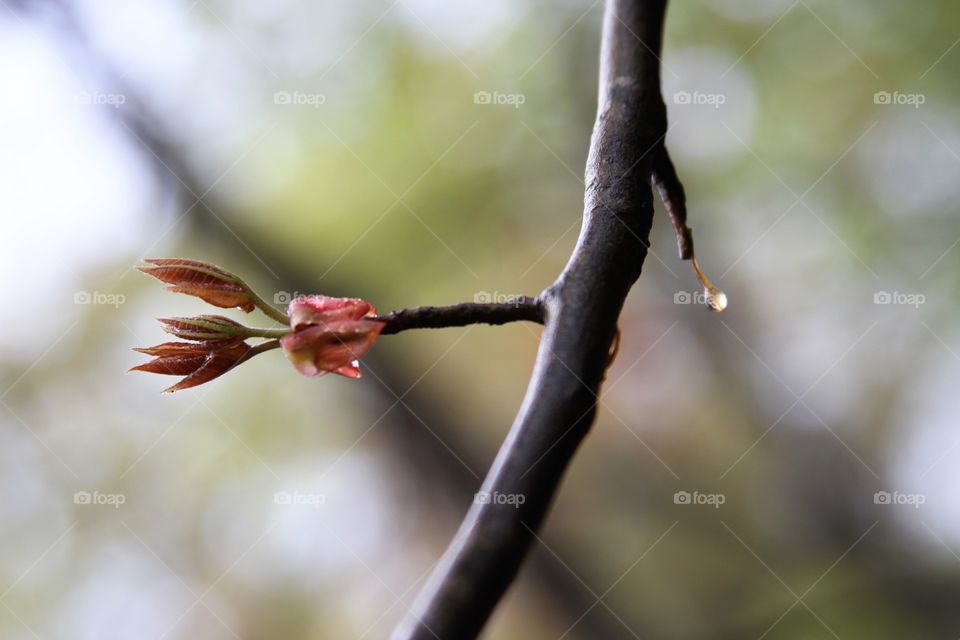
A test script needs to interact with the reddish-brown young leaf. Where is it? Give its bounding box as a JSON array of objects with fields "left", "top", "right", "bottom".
[
  {"left": 287, "top": 295, "right": 374, "bottom": 330},
  {"left": 161, "top": 343, "right": 252, "bottom": 393},
  {"left": 130, "top": 353, "right": 211, "bottom": 376},
  {"left": 280, "top": 318, "right": 384, "bottom": 378},
  {"left": 138, "top": 258, "right": 256, "bottom": 312},
  {"left": 131, "top": 338, "right": 251, "bottom": 391},
  {"left": 132, "top": 337, "right": 244, "bottom": 357},
  {"left": 158, "top": 315, "right": 245, "bottom": 341},
  {"left": 139, "top": 258, "right": 238, "bottom": 282},
  {"left": 163, "top": 286, "right": 254, "bottom": 313}
]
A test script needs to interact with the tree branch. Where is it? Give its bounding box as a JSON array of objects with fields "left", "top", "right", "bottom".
[
  {"left": 392, "top": 1, "right": 673, "bottom": 638},
  {"left": 375, "top": 298, "right": 543, "bottom": 334}
]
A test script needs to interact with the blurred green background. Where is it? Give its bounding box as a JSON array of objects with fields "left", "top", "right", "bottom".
[{"left": 1, "top": 0, "right": 959, "bottom": 638}]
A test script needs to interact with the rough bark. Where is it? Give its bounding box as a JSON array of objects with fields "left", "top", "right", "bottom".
[{"left": 392, "top": 1, "right": 671, "bottom": 637}]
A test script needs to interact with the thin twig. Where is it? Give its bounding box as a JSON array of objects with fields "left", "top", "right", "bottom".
[
  {"left": 235, "top": 338, "right": 281, "bottom": 366},
  {"left": 374, "top": 298, "right": 543, "bottom": 334}
]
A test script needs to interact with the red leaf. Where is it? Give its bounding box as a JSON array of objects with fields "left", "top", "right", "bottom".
[
  {"left": 131, "top": 339, "right": 251, "bottom": 392},
  {"left": 158, "top": 315, "right": 245, "bottom": 340},
  {"left": 287, "top": 295, "right": 374, "bottom": 330},
  {"left": 162, "top": 343, "right": 251, "bottom": 393},
  {"left": 138, "top": 259, "right": 256, "bottom": 312},
  {"left": 132, "top": 337, "right": 244, "bottom": 357},
  {"left": 280, "top": 319, "right": 384, "bottom": 378}
]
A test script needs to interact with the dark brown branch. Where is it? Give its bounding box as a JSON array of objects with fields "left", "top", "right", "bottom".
[
  {"left": 374, "top": 298, "right": 543, "bottom": 335},
  {"left": 393, "top": 1, "right": 672, "bottom": 638}
]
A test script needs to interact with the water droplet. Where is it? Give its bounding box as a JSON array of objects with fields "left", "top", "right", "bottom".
[
  {"left": 692, "top": 258, "right": 728, "bottom": 313},
  {"left": 705, "top": 289, "right": 728, "bottom": 313}
]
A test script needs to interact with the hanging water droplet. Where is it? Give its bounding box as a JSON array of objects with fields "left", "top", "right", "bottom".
[
  {"left": 704, "top": 288, "right": 728, "bottom": 313},
  {"left": 692, "top": 258, "right": 728, "bottom": 313}
]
